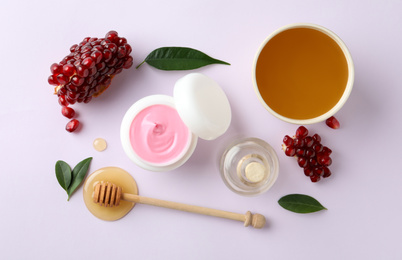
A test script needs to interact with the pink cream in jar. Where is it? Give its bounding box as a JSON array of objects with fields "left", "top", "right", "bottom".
[{"left": 121, "top": 73, "right": 232, "bottom": 172}]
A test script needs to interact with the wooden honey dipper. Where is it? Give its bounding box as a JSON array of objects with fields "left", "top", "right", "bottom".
[{"left": 93, "top": 182, "right": 266, "bottom": 229}]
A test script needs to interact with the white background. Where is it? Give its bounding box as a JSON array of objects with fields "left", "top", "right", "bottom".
[{"left": 1, "top": 0, "right": 401, "bottom": 259}]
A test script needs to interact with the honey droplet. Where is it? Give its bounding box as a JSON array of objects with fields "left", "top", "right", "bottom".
[{"left": 93, "top": 138, "right": 107, "bottom": 152}]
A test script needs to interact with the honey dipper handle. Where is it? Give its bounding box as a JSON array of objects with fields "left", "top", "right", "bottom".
[{"left": 122, "top": 193, "right": 266, "bottom": 228}]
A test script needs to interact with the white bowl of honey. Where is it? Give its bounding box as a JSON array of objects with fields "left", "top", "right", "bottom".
[{"left": 252, "top": 23, "right": 354, "bottom": 124}]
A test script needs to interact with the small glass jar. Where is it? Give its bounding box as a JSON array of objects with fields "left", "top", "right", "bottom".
[{"left": 220, "top": 137, "right": 279, "bottom": 196}]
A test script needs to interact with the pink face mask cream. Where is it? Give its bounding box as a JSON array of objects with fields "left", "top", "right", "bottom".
[{"left": 121, "top": 73, "right": 232, "bottom": 172}]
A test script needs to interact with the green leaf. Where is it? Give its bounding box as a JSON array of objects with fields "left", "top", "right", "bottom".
[
  {"left": 55, "top": 160, "right": 72, "bottom": 192},
  {"left": 136, "top": 47, "right": 230, "bottom": 71},
  {"left": 278, "top": 194, "right": 327, "bottom": 213},
  {"left": 67, "top": 157, "right": 92, "bottom": 201}
]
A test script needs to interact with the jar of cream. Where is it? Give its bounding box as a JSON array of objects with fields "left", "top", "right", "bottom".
[{"left": 121, "top": 73, "right": 232, "bottom": 171}]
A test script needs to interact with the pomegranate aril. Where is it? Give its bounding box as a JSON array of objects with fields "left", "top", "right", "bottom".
[
  {"left": 313, "top": 166, "right": 324, "bottom": 176},
  {"left": 103, "top": 49, "right": 113, "bottom": 62},
  {"left": 283, "top": 135, "right": 293, "bottom": 146},
  {"left": 313, "top": 143, "right": 323, "bottom": 153},
  {"left": 323, "top": 167, "right": 332, "bottom": 178},
  {"left": 318, "top": 155, "right": 332, "bottom": 166},
  {"left": 304, "top": 136, "right": 314, "bottom": 148},
  {"left": 48, "top": 75, "right": 59, "bottom": 86},
  {"left": 310, "top": 175, "right": 321, "bottom": 183},
  {"left": 296, "top": 126, "right": 308, "bottom": 138},
  {"left": 296, "top": 148, "right": 305, "bottom": 157},
  {"left": 76, "top": 65, "right": 89, "bottom": 77},
  {"left": 117, "top": 37, "right": 127, "bottom": 45},
  {"left": 91, "top": 50, "right": 103, "bottom": 63},
  {"left": 56, "top": 74, "right": 69, "bottom": 85},
  {"left": 66, "top": 119, "right": 80, "bottom": 133},
  {"left": 322, "top": 147, "right": 332, "bottom": 156},
  {"left": 65, "top": 95, "right": 76, "bottom": 105},
  {"left": 305, "top": 148, "right": 315, "bottom": 158},
  {"left": 308, "top": 158, "right": 318, "bottom": 167},
  {"left": 105, "top": 30, "right": 118, "bottom": 42},
  {"left": 82, "top": 57, "right": 95, "bottom": 68},
  {"left": 312, "top": 134, "right": 321, "bottom": 143},
  {"left": 294, "top": 138, "right": 305, "bottom": 148},
  {"left": 117, "top": 46, "right": 127, "bottom": 58},
  {"left": 58, "top": 95, "right": 69, "bottom": 106},
  {"left": 326, "top": 116, "right": 340, "bottom": 129},
  {"left": 71, "top": 75, "right": 84, "bottom": 86},
  {"left": 61, "top": 106, "right": 75, "bottom": 119},
  {"left": 50, "top": 63, "right": 63, "bottom": 75},
  {"left": 284, "top": 146, "right": 296, "bottom": 157},
  {"left": 297, "top": 157, "right": 308, "bottom": 168},
  {"left": 304, "top": 167, "right": 313, "bottom": 176}
]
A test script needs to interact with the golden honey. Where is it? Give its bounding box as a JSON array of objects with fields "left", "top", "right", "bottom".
[{"left": 255, "top": 27, "right": 349, "bottom": 120}]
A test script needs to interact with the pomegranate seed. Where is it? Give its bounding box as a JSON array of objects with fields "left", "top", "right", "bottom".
[
  {"left": 297, "top": 157, "right": 308, "bottom": 168},
  {"left": 71, "top": 75, "right": 84, "bottom": 86},
  {"left": 296, "top": 126, "right": 308, "bottom": 138},
  {"left": 313, "top": 143, "right": 323, "bottom": 153},
  {"left": 117, "top": 46, "right": 127, "bottom": 58},
  {"left": 294, "top": 138, "right": 305, "bottom": 148},
  {"left": 284, "top": 146, "right": 296, "bottom": 157},
  {"left": 296, "top": 148, "right": 305, "bottom": 157},
  {"left": 125, "top": 44, "right": 132, "bottom": 55},
  {"left": 61, "top": 106, "right": 75, "bottom": 119},
  {"left": 56, "top": 74, "right": 69, "bottom": 85},
  {"left": 50, "top": 63, "right": 63, "bottom": 75},
  {"left": 70, "top": 44, "right": 78, "bottom": 52},
  {"left": 76, "top": 65, "right": 89, "bottom": 77},
  {"left": 308, "top": 158, "right": 318, "bottom": 167},
  {"left": 103, "top": 49, "right": 113, "bottom": 62},
  {"left": 313, "top": 166, "right": 324, "bottom": 176},
  {"left": 304, "top": 136, "right": 314, "bottom": 148},
  {"left": 312, "top": 134, "right": 321, "bottom": 143},
  {"left": 91, "top": 50, "right": 103, "bottom": 63},
  {"left": 305, "top": 149, "right": 315, "bottom": 158},
  {"left": 304, "top": 167, "right": 313, "bottom": 176},
  {"left": 66, "top": 119, "right": 80, "bottom": 132},
  {"left": 318, "top": 155, "right": 332, "bottom": 166},
  {"left": 58, "top": 95, "right": 69, "bottom": 106},
  {"left": 48, "top": 75, "right": 59, "bottom": 86},
  {"left": 117, "top": 37, "right": 127, "bottom": 45},
  {"left": 63, "top": 64, "right": 76, "bottom": 77},
  {"left": 310, "top": 175, "right": 321, "bottom": 183},
  {"left": 82, "top": 57, "right": 95, "bottom": 68},
  {"left": 283, "top": 135, "right": 293, "bottom": 146},
  {"left": 323, "top": 167, "right": 332, "bottom": 178},
  {"left": 321, "top": 147, "right": 332, "bottom": 156},
  {"left": 326, "top": 116, "right": 340, "bottom": 129},
  {"left": 105, "top": 30, "right": 118, "bottom": 42}
]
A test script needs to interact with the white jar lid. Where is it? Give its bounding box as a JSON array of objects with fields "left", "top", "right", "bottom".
[{"left": 173, "top": 73, "right": 232, "bottom": 140}]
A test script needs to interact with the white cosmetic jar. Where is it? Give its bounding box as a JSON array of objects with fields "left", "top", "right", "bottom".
[{"left": 121, "top": 73, "right": 232, "bottom": 172}]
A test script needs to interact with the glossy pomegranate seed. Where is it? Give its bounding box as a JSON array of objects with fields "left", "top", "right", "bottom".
[
  {"left": 304, "top": 136, "right": 314, "bottom": 148},
  {"left": 304, "top": 167, "right": 313, "bottom": 176},
  {"left": 296, "top": 126, "right": 308, "bottom": 138},
  {"left": 326, "top": 116, "right": 340, "bottom": 129},
  {"left": 296, "top": 148, "right": 305, "bottom": 157},
  {"left": 305, "top": 149, "right": 315, "bottom": 158},
  {"left": 105, "top": 30, "right": 119, "bottom": 42},
  {"left": 323, "top": 167, "right": 332, "bottom": 178},
  {"left": 58, "top": 95, "right": 69, "bottom": 106},
  {"left": 310, "top": 175, "right": 321, "bottom": 183},
  {"left": 321, "top": 147, "right": 332, "bottom": 156},
  {"left": 318, "top": 155, "right": 332, "bottom": 166},
  {"left": 56, "top": 74, "right": 69, "bottom": 85},
  {"left": 66, "top": 119, "right": 80, "bottom": 132},
  {"left": 308, "top": 158, "right": 318, "bottom": 167},
  {"left": 48, "top": 75, "right": 59, "bottom": 86},
  {"left": 61, "top": 106, "right": 75, "bottom": 119},
  {"left": 313, "top": 143, "right": 323, "bottom": 153},
  {"left": 82, "top": 57, "right": 95, "bottom": 68},
  {"left": 313, "top": 166, "right": 324, "bottom": 176},
  {"left": 312, "top": 134, "right": 321, "bottom": 143},
  {"left": 294, "top": 138, "right": 305, "bottom": 148},
  {"left": 62, "top": 64, "right": 75, "bottom": 77},
  {"left": 117, "top": 46, "right": 127, "bottom": 58},
  {"left": 71, "top": 75, "right": 84, "bottom": 86},
  {"left": 284, "top": 146, "right": 296, "bottom": 157},
  {"left": 297, "top": 157, "right": 308, "bottom": 168},
  {"left": 50, "top": 63, "right": 63, "bottom": 75},
  {"left": 283, "top": 135, "right": 293, "bottom": 146}
]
